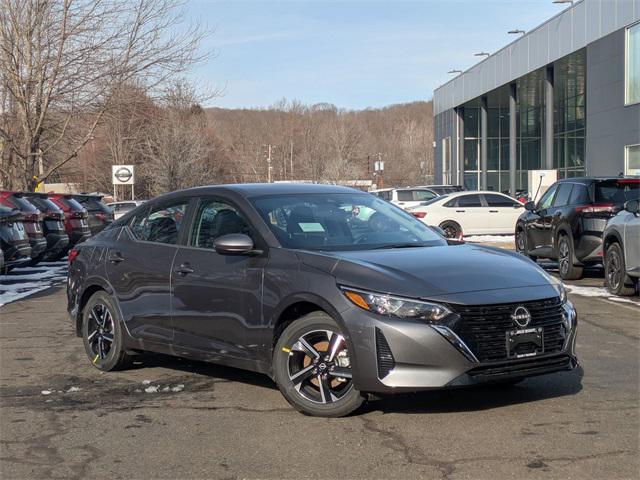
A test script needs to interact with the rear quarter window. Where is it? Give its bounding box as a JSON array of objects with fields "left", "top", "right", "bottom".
[{"left": 568, "top": 184, "right": 590, "bottom": 205}]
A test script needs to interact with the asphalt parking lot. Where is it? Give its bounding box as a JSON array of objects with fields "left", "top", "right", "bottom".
[{"left": 1, "top": 266, "right": 638, "bottom": 479}]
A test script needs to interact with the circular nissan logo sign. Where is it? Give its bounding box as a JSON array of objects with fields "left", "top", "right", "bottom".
[
  {"left": 511, "top": 306, "right": 532, "bottom": 329},
  {"left": 114, "top": 167, "right": 133, "bottom": 183}
]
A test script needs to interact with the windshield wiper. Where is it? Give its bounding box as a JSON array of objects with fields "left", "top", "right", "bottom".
[{"left": 370, "top": 243, "right": 427, "bottom": 250}]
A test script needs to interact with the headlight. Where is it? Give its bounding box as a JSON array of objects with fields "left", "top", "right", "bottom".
[
  {"left": 553, "top": 282, "right": 567, "bottom": 304},
  {"left": 340, "top": 287, "right": 451, "bottom": 322}
]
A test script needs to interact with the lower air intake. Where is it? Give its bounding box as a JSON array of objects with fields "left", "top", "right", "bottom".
[{"left": 375, "top": 328, "right": 395, "bottom": 379}]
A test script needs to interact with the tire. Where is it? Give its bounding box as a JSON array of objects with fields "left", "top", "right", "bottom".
[
  {"left": 81, "top": 291, "right": 132, "bottom": 371},
  {"left": 515, "top": 226, "right": 536, "bottom": 261},
  {"left": 273, "top": 311, "right": 365, "bottom": 417},
  {"left": 557, "top": 235, "right": 583, "bottom": 280},
  {"left": 604, "top": 243, "right": 636, "bottom": 296},
  {"left": 439, "top": 221, "right": 462, "bottom": 240}
]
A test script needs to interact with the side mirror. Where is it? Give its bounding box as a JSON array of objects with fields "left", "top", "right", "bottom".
[
  {"left": 524, "top": 201, "right": 536, "bottom": 212},
  {"left": 214, "top": 233, "right": 255, "bottom": 255},
  {"left": 625, "top": 199, "right": 639, "bottom": 215}
]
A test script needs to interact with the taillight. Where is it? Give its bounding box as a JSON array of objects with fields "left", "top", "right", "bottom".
[
  {"left": 411, "top": 211, "right": 427, "bottom": 219},
  {"left": 575, "top": 203, "right": 616, "bottom": 213},
  {"left": 68, "top": 249, "right": 79, "bottom": 264}
]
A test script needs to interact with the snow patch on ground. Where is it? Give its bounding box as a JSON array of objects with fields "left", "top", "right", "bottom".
[
  {"left": 566, "top": 284, "right": 640, "bottom": 305},
  {"left": 464, "top": 235, "right": 515, "bottom": 244},
  {"left": 0, "top": 261, "right": 67, "bottom": 307}
]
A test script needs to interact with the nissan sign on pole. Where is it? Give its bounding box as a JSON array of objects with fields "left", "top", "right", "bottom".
[{"left": 112, "top": 165, "right": 135, "bottom": 185}]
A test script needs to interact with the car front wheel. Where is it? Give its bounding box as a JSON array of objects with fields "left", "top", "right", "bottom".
[
  {"left": 605, "top": 243, "right": 636, "bottom": 296},
  {"left": 515, "top": 227, "right": 536, "bottom": 261},
  {"left": 273, "top": 312, "right": 365, "bottom": 417}
]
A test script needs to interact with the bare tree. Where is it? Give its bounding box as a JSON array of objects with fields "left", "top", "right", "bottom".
[
  {"left": 0, "top": 0, "right": 208, "bottom": 190},
  {"left": 142, "top": 82, "right": 219, "bottom": 196}
]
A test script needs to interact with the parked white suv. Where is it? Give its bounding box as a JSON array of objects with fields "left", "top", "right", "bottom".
[
  {"left": 408, "top": 191, "right": 524, "bottom": 238},
  {"left": 370, "top": 187, "right": 441, "bottom": 210}
]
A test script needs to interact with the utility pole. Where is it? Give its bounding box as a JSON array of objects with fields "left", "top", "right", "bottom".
[{"left": 289, "top": 140, "right": 294, "bottom": 179}]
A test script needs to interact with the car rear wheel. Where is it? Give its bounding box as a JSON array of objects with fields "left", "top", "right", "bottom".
[
  {"left": 439, "top": 221, "right": 462, "bottom": 239},
  {"left": 605, "top": 243, "right": 636, "bottom": 296},
  {"left": 81, "top": 291, "right": 132, "bottom": 371},
  {"left": 557, "top": 235, "right": 583, "bottom": 280},
  {"left": 273, "top": 312, "right": 365, "bottom": 417}
]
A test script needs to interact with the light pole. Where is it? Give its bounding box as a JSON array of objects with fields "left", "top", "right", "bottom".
[
  {"left": 474, "top": 52, "right": 491, "bottom": 58},
  {"left": 508, "top": 29, "right": 526, "bottom": 36},
  {"left": 552, "top": 0, "right": 574, "bottom": 5},
  {"left": 447, "top": 69, "right": 462, "bottom": 74}
]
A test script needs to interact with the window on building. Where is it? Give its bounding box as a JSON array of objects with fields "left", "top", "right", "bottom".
[
  {"left": 626, "top": 144, "right": 640, "bottom": 175},
  {"left": 626, "top": 23, "right": 640, "bottom": 105}
]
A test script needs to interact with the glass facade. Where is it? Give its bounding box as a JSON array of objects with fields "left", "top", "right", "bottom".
[
  {"left": 554, "top": 49, "right": 586, "bottom": 179},
  {"left": 626, "top": 22, "right": 640, "bottom": 105},
  {"left": 486, "top": 86, "right": 510, "bottom": 193},
  {"left": 462, "top": 100, "right": 480, "bottom": 190},
  {"left": 516, "top": 69, "right": 545, "bottom": 192}
]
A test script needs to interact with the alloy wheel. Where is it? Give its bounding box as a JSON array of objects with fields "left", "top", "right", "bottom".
[
  {"left": 558, "top": 240, "right": 570, "bottom": 276},
  {"left": 516, "top": 230, "right": 526, "bottom": 253},
  {"left": 442, "top": 226, "right": 458, "bottom": 239},
  {"left": 606, "top": 249, "right": 622, "bottom": 290},
  {"left": 287, "top": 330, "right": 353, "bottom": 404},
  {"left": 87, "top": 303, "right": 115, "bottom": 362}
]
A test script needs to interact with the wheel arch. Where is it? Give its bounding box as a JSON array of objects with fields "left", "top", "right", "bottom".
[
  {"left": 75, "top": 278, "right": 116, "bottom": 336},
  {"left": 603, "top": 230, "right": 622, "bottom": 253}
]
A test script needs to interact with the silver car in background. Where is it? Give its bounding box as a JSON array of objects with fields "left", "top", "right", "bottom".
[{"left": 603, "top": 200, "right": 640, "bottom": 296}]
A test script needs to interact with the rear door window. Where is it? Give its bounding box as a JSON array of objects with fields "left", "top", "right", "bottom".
[
  {"left": 484, "top": 194, "right": 519, "bottom": 207},
  {"left": 568, "top": 184, "right": 590, "bottom": 205},
  {"left": 130, "top": 201, "right": 189, "bottom": 245},
  {"left": 456, "top": 194, "right": 482, "bottom": 207},
  {"left": 552, "top": 183, "right": 573, "bottom": 207}
]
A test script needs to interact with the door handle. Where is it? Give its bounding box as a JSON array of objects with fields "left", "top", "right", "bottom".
[
  {"left": 489, "top": 210, "right": 499, "bottom": 213},
  {"left": 175, "top": 263, "right": 195, "bottom": 275},
  {"left": 107, "top": 251, "right": 124, "bottom": 263},
  {"left": 456, "top": 210, "right": 466, "bottom": 213}
]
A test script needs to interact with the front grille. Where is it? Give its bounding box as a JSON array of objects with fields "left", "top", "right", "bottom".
[
  {"left": 449, "top": 297, "right": 567, "bottom": 363},
  {"left": 467, "top": 355, "right": 573, "bottom": 379},
  {"left": 375, "top": 328, "right": 395, "bottom": 379}
]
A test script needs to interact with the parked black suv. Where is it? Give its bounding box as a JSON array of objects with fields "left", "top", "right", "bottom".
[
  {"left": 0, "top": 192, "right": 48, "bottom": 266},
  {"left": 0, "top": 204, "right": 32, "bottom": 272},
  {"left": 68, "top": 183, "right": 577, "bottom": 417},
  {"left": 23, "top": 193, "right": 70, "bottom": 262},
  {"left": 515, "top": 177, "right": 640, "bottom": 280},
  {"left": 71, "top": 194, "right": 114, "bottom": 235}
]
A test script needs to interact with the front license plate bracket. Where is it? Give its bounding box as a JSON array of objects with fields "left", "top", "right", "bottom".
[{"left": 506, "top": 327, "right": 544, "bottom": 359}]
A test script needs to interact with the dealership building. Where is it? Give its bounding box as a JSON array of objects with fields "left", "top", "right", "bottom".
[{"left": 433, "top": 0, "right": 640, "bottom": 194}]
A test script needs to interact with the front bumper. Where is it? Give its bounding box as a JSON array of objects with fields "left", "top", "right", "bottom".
[{"left": 343, "top": 296, "right": 578, "bottom": 394}]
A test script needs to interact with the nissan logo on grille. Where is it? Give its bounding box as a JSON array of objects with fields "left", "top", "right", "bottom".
[{"left": 511, "top": 306, "right": 532, "bottom": 328}]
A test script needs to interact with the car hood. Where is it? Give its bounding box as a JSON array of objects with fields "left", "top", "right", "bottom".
[{"left": 296, "top": 243, "right": 558, "bottom": 301}]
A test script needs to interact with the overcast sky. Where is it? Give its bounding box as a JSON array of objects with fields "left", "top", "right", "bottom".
[{"left": 188, "top": 0, "right": 569, "bottom": 110}]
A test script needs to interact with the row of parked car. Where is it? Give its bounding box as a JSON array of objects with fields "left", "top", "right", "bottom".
[
  {"left": 0, "top": 192, "right": 131, "bottom": 273},
  {"left": 372, "top": 177, "right": 640, "bottom": 296}
]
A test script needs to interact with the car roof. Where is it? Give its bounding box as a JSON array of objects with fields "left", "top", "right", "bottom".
[{"left": 155, "top": 183, "right": 363, "bottom": 202}]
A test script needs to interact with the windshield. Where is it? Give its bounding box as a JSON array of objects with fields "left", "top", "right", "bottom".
[{"left": 251, "top": 193, "right": 446, "bottom": 251}]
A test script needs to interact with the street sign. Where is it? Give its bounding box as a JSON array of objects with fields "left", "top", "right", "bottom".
[{"left": 112, "top": 165, "right": 134, "bottom": 185}]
